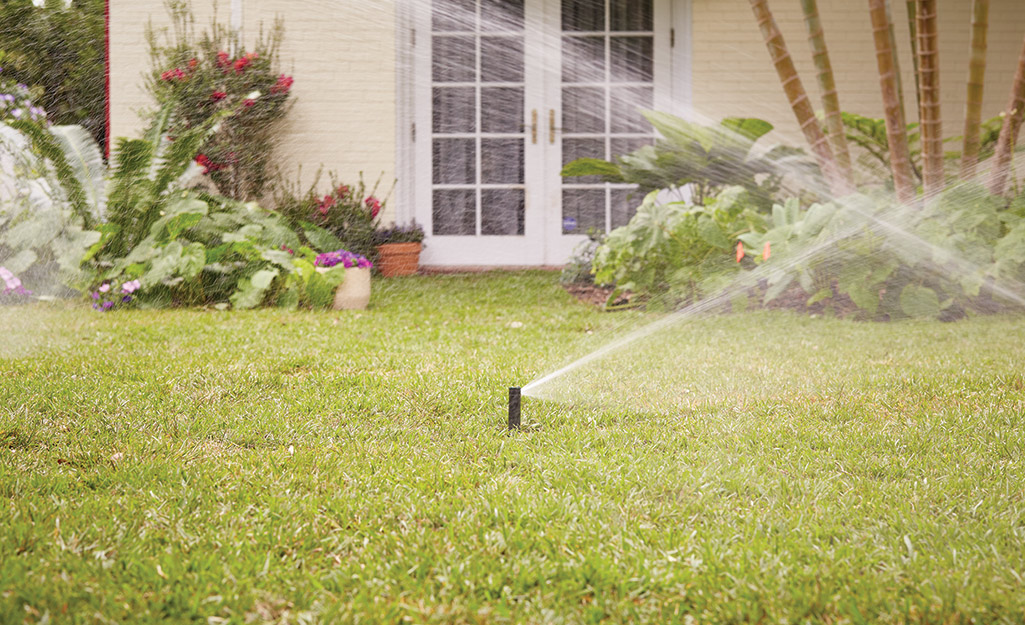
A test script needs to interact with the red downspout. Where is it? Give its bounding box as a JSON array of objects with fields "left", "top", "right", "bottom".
[{"left": 104, "top": 0, "right": 111, "bottom": 159}]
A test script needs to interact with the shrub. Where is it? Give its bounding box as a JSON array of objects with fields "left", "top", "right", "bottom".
[{"left": 147, "top": 0, "right": 294, "bottom": 201}]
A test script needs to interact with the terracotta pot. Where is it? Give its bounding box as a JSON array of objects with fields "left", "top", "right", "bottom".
[
  {"left": 332, "top": 266, "right": 371, "bottom": 310},
  {"left": 376, "top": 242, "right": 422, "bottom": 277}
]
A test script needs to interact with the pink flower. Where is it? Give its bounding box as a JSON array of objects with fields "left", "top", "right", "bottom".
[
  {"left": 243, "top": 99, "right": 255, "bottom": 108},
  {"left": 98, "top": 283, "right": 111, "bottom": 293},
  {"left": 270, "top": 74, "right": 294, "bottom": 95},
  {"left": 211, "top": 91, "right": 227, "bottom": 101},
  {"left": 365, "top": 196, "right": 381, "bottom": 219},
  {"left": 217, "top": 51, "right": 230, "bottom": 69}
]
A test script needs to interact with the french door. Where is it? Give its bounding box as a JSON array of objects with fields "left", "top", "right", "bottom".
[{"left": 412, "top": 0, "right": 674, "bottom": 266}]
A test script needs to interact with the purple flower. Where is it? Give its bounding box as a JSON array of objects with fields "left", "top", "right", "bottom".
[
  {"left": 98, "top": 283, "right": 110, "bottom": 293},
  {"left": 315, "top": 249, "right": 371, "bottom": 269},
  {"left": 101, "top": 301, "right": 114, "bottom": 311},
  {"left": 122, "top": 295, "right": 133, "bottom": 303},
  {"left": 91, "top": 292, "right": 101, "bottom": 300},
  {"left": 121, "top": 279, "right": 141, "bottom": 294}
]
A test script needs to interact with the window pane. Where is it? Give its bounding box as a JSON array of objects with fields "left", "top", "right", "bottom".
[
  {"left": 610, "top": 86, "right": 653, "bottom": 133},
  {"left": 481, "top": 87, "right": 524, "bottom": 133},
  {"left": 562, "top": 188, "right": 606, "bottom": 234},
  {"left": 433, "top": 36, "right": 476, "bottom": 83},
  {"left": 611, "top": 187, "right": 641, "bottom": 228},
  {"left": 563, "top": 137, "right": 606, "bottom": 184},
  {"left": 433, "top": 87, "right": 476, "bottom": 134},
  {"left": 481, "top": 36, "right": 524, "bottom": 82},
  {"left": 481, "top": 138, "right": 524, "bottom": 184},
  {"left": 610, "top": 0, "right": 653, "bottom": 31},
  {"left": 433, "top": 139, "right": 476, "bottom": 184},
  {"left": 562, "top": 87, "right": 606, "bottom": 133},
  {"left": 482, "top": 0, "right": 524, "bottom": 31},
  {"left": 610, "top": 36, "right": 653, "bottom": 82},
  {"left": 482, "top": 189, "right": 525, "bottom": 235},
  {"left": 610, "top": 137, "right": 654, "bottom": 160},
  {"left": 433, "top": 189, "right": 477, "bottom": 235},
  {"left": 562, "top": 0, "right": 604, "bottom": 31},
  {"left": 433, "top": 0, "right": 476, "bottom": 32},
  {"left": 562, "top": 36, "right": 605, "bottom": 83}
]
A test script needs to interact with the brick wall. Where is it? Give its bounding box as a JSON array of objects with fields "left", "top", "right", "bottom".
[{"left": 109, "top": 0, "right": 398, "bottom": 222}]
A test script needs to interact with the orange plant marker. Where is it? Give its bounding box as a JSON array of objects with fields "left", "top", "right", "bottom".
[
  {"left": 736, "top": 241, "right": 745, "bottom": 263},
  {"left": 763, "top": 241, "right": 771, "bottom": 260}
]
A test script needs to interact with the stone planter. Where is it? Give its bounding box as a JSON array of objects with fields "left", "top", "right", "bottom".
[
  {"left": 376, "top": 242, "right": 422, "bottom": 277},
  {"left": 332, "top": 266, "right": 371, "bottom": 310}
]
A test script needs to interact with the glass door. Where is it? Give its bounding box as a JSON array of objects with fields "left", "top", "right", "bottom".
[{"left": 414, "top": 0, "right": 670, "bottom": 266}]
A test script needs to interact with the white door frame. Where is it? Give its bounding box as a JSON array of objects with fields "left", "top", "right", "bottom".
[{"left": 396, "top": 0, "right": 692, "bottom": 267}]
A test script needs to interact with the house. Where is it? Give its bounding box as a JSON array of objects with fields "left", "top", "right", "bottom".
[{"left": 109, "top": 0, "right": 1025, "bottom": 268}]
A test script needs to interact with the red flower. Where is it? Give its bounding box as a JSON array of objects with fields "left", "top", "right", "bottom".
[
  {"left": 317, "top": 194, "right": 336, "bottom": 216},
  {"left": 270, "top": 74, "right": 294, "bottom": 95},
  {"left": 211, "top": 91, "right": 227, "bottom": 101},
  {"left": 234, "top": 57, "right": 250, "bottom": 74},
  {"left": 365, "top": 196, "right": 381, "bottom": 219},
  {"left": 337, "top": 184, "right": 349, "bottom": 198},
  {"left": 160, "top": 68, "right": 187, "bottom": 82},
  {"left": 243, "top": 99, "right": 256, "bottom": 108},
  {"left": 187, "top": 58, "right": 198, "bottom": 70},
  {"left": 217, "top": 51, "right": 230, "bottom": 69},
  {"left": 195, "top": 154, "right": 212, "bottom": 174}
]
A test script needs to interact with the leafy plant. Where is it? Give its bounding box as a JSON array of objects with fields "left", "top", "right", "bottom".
[
  {"left": 375, "top": 222, "right": 425, "bottom": 245},
  {"left": 147, "top": 0, "right": 294, "bottom": 200},
  {"left": 562, "top": 112, "right": 805, "bottom": 207}
]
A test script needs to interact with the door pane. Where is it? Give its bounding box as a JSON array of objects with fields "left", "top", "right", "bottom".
[
  {"left": 610, "top": 36, "right": 653, "bottom": 82},
  {"left": 562, "top": 0, "right": 604, "bottom": 31},
  {"left": 610, "top": 86, "right": 653, "bottom": 133},
  {"left": 434, "top": 190, "right": 477, "bottom": 235},
  {"left": 481, "top": 87, "right": 524, "bottom": 133},
  {"left": 610, "top": 187, "right": 641, "bottom": 228},
  {"left": 433, "top": 0, "right": 475, "bottom": 31},
  {"left": 610, "top": 0, "right": 653, "bottom": 31},
  {"left": 482, "top": 189, "right": 525, "bottom": 235},
  {"left": 562, "top": 36, "right": 605, "bottom": 83},
  {"left": 482, "top": 0, "right": 524, "bottom": 31},
  {"left": 562, "top": 87, "right": 605, "bottom": 133},
  {"left": 481, "top": 36, "right": 525, "bottom": 82},
  {"left": 433, "top": 88, "right": 476, "bottom": 133},
  {"left": 433, "top": 139, "right": 476, "bottom": 184},
  {"left": 481, "top": 138, "right": 524, "bottom": 184},
  {"left": 433, "top": 36, "right": 476, "bottom": 82},
  {"left": 563, "top": 138, "right": 606, "bottom": 184},
  {"left": 562, "top": 189, "right": 606, "bottom": 233}
]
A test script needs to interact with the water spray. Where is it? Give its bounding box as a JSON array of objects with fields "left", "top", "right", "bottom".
[{"left": 508, "top": 387, "right": 521, "bottom": 430}]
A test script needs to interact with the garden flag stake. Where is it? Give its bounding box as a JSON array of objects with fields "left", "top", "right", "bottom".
[
  {"left": 736, "top": 242, "right": 745, "bottom": 263},
  {"left": 763, "top": 241, "right": 771, "bottom": 260}
]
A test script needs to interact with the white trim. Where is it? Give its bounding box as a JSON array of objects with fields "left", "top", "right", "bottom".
[
  {"left": 395, "top": 0, "right": 417, "bottom": 226},
  {"left": 672, "top": 0, "right": 693, "bottom": 119}
]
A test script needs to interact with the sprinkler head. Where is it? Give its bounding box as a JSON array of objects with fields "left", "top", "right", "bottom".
[{"left": 508, "top": 387, "right": 521, "bottom": 430}]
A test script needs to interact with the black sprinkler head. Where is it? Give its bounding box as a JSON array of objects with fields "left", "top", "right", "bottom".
[{"left": 508, "top": 387, "right": 521, "bottom": 430}]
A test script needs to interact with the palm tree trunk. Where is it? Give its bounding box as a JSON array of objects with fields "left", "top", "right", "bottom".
[
  {"left": 915, "top": 0, "right": 944, "bottom": 197},
  {"left": 906, "top": 0, "right": 922, "bottom": 116},
  {"left": 960, "top": 0, "right": 989, "bottom": 178},
  {"left": 749, "top": 0, "right": 849, "bottom": 196},
  {"left": 868, "top": 0, "right": 917, "bottom": 204},
  {"left": 800, "top": 0, "right": 854, "bottom": 186},
  {"left": 989, "top": 34, "right": 1025, "bottom": 196}
]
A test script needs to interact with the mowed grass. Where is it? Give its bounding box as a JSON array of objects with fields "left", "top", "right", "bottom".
[{"left": 2, "top": 271, "right": 1024, "bottom": 624}]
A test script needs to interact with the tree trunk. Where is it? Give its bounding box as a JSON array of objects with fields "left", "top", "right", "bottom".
[
  {"left": 916, "top": 0, "right": 944, "bottom": 197},
  {"left": 960, "top": 0, "right": 989, "bottom": 178},
  {"left": 906, "top": 0, "right": 922, "bottom": 116},
  {"left": 868, "top": 0, "right": 917, "bottom": 204},
  {"left": 749, "top": 0, "right": 849, "bottom": 197},
  {"left": 989, "top": 34, "right": 1025, "bottom": 196},
  {"left": 800, "top": 0, "right": 854, "bottom": 186}
]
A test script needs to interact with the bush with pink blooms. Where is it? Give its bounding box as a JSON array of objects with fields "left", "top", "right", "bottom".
[{"left": 147, "top": 1, "right": 294, "bottom": 201}]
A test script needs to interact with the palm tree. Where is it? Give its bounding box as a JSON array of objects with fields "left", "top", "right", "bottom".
[
  {"left": 989, "top": 34, "right": 1025, "bottom": 196},
  {"left": 960, "top": 0, "right": 989, "bottom": 178},
  {"left": 868, "top": 0, "right": 916, "bottom": 204},
  {"left": 800, "top": 0, "right": 854, "bottom": 186},
  {"left": 915, "top": 0, "right": 943, "bottom": 197},
  {"left": 905, "top": 0, "right": 922, "bottom": 115},
  {"left": 749, "top": 0, "right": 849, "bottom": 196}
]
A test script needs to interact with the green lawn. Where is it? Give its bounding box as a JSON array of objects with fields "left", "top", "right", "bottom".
[{"left": 2, "top": 271, "right": 1024, "bottom": 624}]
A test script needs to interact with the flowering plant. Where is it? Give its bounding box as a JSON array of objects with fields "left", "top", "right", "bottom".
[
  {"left": 315, "top": 249, "right": 372, "bottom": 270},
  {"left": 0, "top": 266, "right": 31, "bottom": 298},
  {"left": 375, "top": 222, "right": 425, "bottom": 245},
  {"left": 0, "top": 72, "right": 48, "bottom": 126},
  {"left": 90, "top": 278, "right": 141, "bottom": 312},
  {"left": 148, "top": 5, "right": 294, "bottom": 200}
]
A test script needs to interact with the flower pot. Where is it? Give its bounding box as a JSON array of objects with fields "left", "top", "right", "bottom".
[
  {"left": 376, "top": 242, "right": 422, "bottom": 277},
  {"left": 332, "top": 266, "right": 371, "bottom": 310}
]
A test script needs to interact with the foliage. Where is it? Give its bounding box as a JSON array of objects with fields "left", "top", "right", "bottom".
[
  {"left": 375, "top": 222, "right": 425, "bottom": 245},
  {"left": 273, "top": 171, "right": 389, "bottom": 261},
  {"left": 0, "top": 75, "right": 48, "bottom": 127},
  {"left": 0, "top": 0, "right": 106, "bottom": 147},
  {"left": 0, "top": 120, "right": 100, "bottom": 295},
  {"left": 592, "top": 186, "right": 767, "bottom": 307},
  {"left": 147, "top": 0, "right": 294, "bottom": 201},
  {"left": 560, "top": 230, "right": 605, "bottom": 286},
  {"left": 88, "top": 278, "right": 141, "bottom": 312},
  {"left": 562, "top": 112, "right": 806, "bottom": 207}
]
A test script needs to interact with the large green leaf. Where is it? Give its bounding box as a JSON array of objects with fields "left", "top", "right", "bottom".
[
  {"left": 230, "top": 268, "right": 279, "bottom": 310},
  {"left": 899, "top": 285, "right": 941, "bottom": 319}
]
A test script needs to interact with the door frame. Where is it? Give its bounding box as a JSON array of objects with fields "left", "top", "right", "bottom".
[{"left": 395, "top": 0, "right": 693, "bottom": 267}]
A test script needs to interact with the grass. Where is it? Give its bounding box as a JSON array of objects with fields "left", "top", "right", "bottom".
[{"left": 2, "top": 270, "right": 1024, "bottom": 624}]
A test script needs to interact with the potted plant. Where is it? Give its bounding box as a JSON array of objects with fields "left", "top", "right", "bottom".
[
  {"left": 314, "top": 249, "right": 373, "bottom": 310},
  {"left": 375, "top": 222, "right": 425, "bottom": 277}
]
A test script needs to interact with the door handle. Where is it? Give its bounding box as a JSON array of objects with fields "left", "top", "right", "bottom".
[
  {"left": 549, "top": 109, "right": 556, "bottom": 144},
  {"left": 531, "top": 109, "right": 538, "bottom": 144}
]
